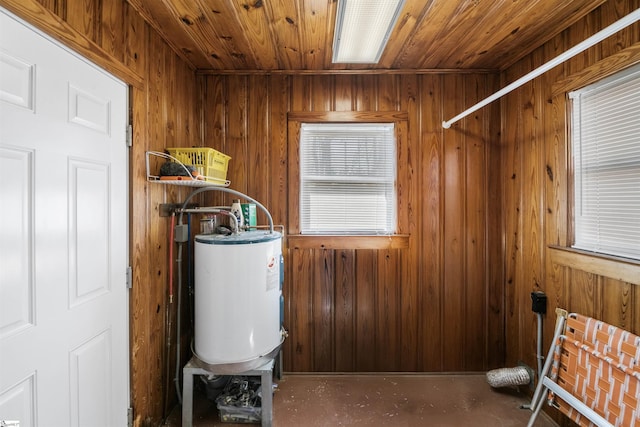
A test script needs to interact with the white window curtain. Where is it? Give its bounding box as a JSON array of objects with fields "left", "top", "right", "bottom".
[
  {"left": 300, "top": 123, "right": 396, "bottom": 234},
  {"left": 570, "top": 63, "right": 640, "bottom": 260}
]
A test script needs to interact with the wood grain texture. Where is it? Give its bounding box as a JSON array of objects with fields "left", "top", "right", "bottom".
[
  {"left": 126, "top": 0, "right": 211, "bottom": 69},
  {"left": 0, "top": 0, "right": 143, "bottom": 87},
  {"left": 420, "top": 74, "right": 444, "bottom": 371},
  {"left": 502, "top": 0, "right": 640, "bottom": 388},
  {"left": 99, "top": 0, "right": 124, "bottom": 59},
  {"left": 552, "top": 41, "right": 640, "bottom": 95},
  {"left": 121, "top": 0, "right": 607, "bottom": 72},
  {"left": 202, "top": 73, "right": 500, "bottom": 372},
  {"left": 288, "top": 248, "right": 314, "bottom": 371},
  {"left": 463, "top": 73, "right": 488, "bottom": 371},
  {"left": 313, "top": 249, "right": 335, "bottom": 371},
  {"left": 64, "top": 0, "right": 96, "bottom": 41},
  {"left": 398, "top": 75, "right": 420, "bottom": 371},
  {"left": 549, "top": 247, "right": 640, "bottom": 285},
  {"left": 334, "top": 249, "right": 356, "bottom": 371},
  {"left": 1, "top": 1, "right": 203, "bottom": 425},
  {"left": 485, "top": 71, "right": 504, "bottom": 370},
  {"left": 501, "top": 58, "right": 525, "bottom": 369},
  {"left": 287, "top": 235, "right": 410, "bottom": 250},
  {"left": 10, "top": 1, "right": 640, "bottom": 426},
  {"left": 441, "top": 73, "right": 466, "bottom": 372},
  {"left": 355, "top": 250, "right": 377, "bottom": 371},
  {"left": 540, "top": 31, "right": 569, "bottom": 389}
]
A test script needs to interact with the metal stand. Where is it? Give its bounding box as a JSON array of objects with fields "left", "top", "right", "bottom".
[{"left": 182, "top": 356, "right": 275, "bottom": 427}]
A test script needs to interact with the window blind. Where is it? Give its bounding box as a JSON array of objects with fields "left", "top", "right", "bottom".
[
  {"left": 300, "top": 123, "right": 396, "bottom": 234},
  {"left": 570, "top": 63, "right": 640, "bottom": 260}
]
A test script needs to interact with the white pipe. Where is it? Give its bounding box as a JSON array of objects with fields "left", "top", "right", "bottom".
[
  {"left": 536, "top": 312, "right": 543, "bottom": 378},
  {"left": 529, "top": 310, "right": 567, "bottom": 413},
  {"left": 442, "top": 8, "right": 640, "bottom": 129}
]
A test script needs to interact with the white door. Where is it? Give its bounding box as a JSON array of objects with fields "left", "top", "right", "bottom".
[{"left": 0, "top": 8, "right": 129, "bottom": 427}]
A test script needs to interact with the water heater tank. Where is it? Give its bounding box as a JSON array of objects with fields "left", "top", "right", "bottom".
[{"left": 194, "top": 231, "right": 283, "bottom": 367}]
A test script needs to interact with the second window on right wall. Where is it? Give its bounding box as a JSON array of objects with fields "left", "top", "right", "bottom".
[{"left": 569, "top": 62, "right": 640, "bottom": 260}]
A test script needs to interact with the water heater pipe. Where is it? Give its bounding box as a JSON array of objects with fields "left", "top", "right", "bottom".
[
  {"left": 185, "top": 208, "right": 239, "bottom": 232},
  {"left": 441, "top": 7, "right": 640, "bottom": 129},
  {"left": 168, "top": 212, "right": 175, "bottom": 303},
  {"left": 178, "top": 186, "right": 274, "bottom": 232}
]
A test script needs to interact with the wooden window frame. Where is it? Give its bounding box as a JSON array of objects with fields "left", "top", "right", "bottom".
[
  {"left": 550, "top": 41, "right": 640, "bottom": 278},
  {"left": 287, "top": 111, "right": 409, "bottom": 250}
]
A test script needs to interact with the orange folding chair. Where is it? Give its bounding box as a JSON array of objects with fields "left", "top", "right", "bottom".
[{"left": 528, "top": 309, "right": 640, "bottom": 427}]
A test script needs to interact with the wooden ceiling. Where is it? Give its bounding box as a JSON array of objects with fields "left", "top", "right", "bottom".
[{"left": 126, "top": 0, "right": 608, "bottom": 72}]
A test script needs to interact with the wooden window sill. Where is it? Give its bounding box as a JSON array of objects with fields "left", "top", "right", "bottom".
[
  {"left": 548, "top": 245, "right": 640, "bottom": 285},
  {"left": 287, "top": 234, "right": 410, "bottom": 250}
]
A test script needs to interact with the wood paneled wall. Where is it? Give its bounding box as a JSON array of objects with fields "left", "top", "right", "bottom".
[
  {"left": 500, "top": 0, "right": 640, "bottom": 391},
  {"left": 199, "top": 73, "right": 504, "bottom": 372},
  {"left": 10, "top": 0, "right": 640, "bottom": 426},
  {"left": 0, "top": 0, "right": 200, "bottom": 425}
]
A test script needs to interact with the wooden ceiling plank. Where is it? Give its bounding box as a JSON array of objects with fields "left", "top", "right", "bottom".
[
  {"left": 161, "top": 0, "right": 247, "bottom": 69},
  {"left": 396, "top": 0, "right": 607, "bottom": 70},
  {"left": 378, "top": 0, "right": 432, "bottom": 69},
  {"left": 262, "top": 0, "right": 304, "bottom": 70},
  {"left": 430, "top": 0, "right": 518, "bottom": 69},
  {"left": 392, "top": 0, "right": 464, "bottom": 69},
  {"left": 463, "top": 1, "right": 555, "bottom": 69},
  {"left": 124, "top": 0, "right": 613, "bottom": 72},
  {"left": 189, "top": 0, "right": 264, "bottom": 69},
  {"left": 299, "top": 0, "right": 331, "bottom": 70},
  {"left": 487, "top": 0, "right": 609, "bottom": 70},
  {"left": 227, "top": 0, "right": 280, "bottom": 70},
  {"left": 126, "top": 0, "right": 211, "bottom": 69}
]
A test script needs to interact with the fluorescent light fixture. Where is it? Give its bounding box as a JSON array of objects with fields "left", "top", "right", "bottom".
[{"left": 332, "top": 0, "right": 406, "bottom": 64}]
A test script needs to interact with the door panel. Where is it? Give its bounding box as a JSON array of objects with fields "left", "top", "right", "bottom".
[
  {"left": 69, "top": 330, "right": 112, "bottom": 427},
  {"left": 0, "top": 374, "right": 35, "bottom": 427},
  {"left": 0, "top": 8, "right": 129, "bottom": 427},
  {"left": 70, "top": 159, "right": 111, "bottom": 307},
  {"left": 0, "top": 147, "right": 35, "bottom": 340}
]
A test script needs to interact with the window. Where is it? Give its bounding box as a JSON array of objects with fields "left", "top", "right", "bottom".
[
  {"left": 570, "top": 63, "right": 640, "bottom": 260},
  {"left": 299, "top": 123, "right": 396, "bottom": 234}
]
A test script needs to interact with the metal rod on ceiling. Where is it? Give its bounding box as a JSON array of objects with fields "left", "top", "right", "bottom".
[{"left": 442, "top": 7, "right": 640, "bottom": 129}]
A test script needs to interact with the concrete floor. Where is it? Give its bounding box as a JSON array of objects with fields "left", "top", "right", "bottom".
[{"left": 164, "top": 373, "right": 557, "bottom": 426}]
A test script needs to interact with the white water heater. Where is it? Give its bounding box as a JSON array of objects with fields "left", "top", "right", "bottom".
[{"left": 194, "top": 231, "right": 283, "bottom": 367}]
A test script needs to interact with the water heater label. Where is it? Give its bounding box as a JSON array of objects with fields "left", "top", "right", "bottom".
[{"left": 266, "top": 254, "right": 279, "bottom": 291}]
